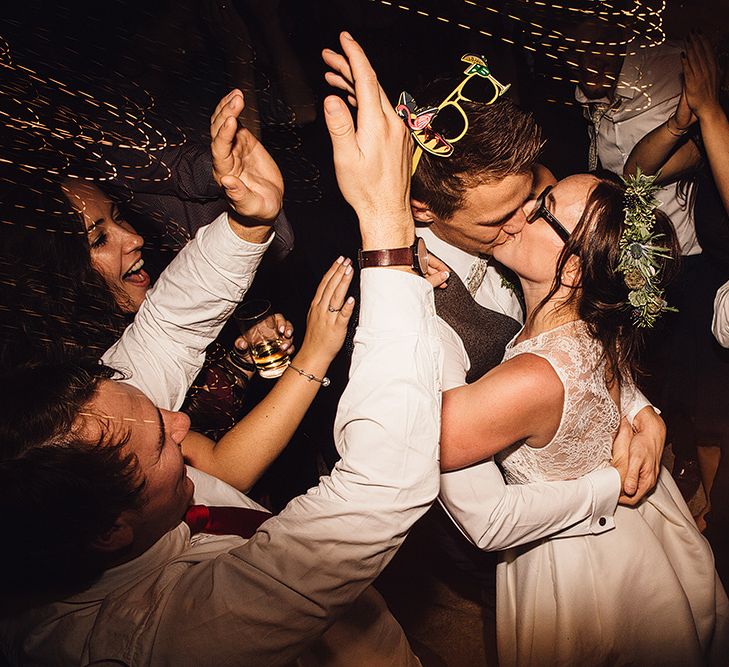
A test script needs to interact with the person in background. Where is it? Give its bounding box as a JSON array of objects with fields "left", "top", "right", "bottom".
[
  {"left": 0, "top": 90, "right": 292, "bottom": 440},
  {"left": 626, "top": 31, "right": 729, "bottom": 586},
  {"left": 572, "top": 18, "right": 712, "bottom": 501}
]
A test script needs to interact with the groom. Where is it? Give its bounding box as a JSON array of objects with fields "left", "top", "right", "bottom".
[
  {"left": 324, "top": 46, "right": 665, "bottom": 661},
  {"left": 408, "top": 91, "right": 666, "bottom": 522}
]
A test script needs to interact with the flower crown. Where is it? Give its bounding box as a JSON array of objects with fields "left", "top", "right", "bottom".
[{"left": 617, "top": 170, "right": 676, "bottom": 328}]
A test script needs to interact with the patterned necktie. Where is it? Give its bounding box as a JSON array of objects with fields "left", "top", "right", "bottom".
[
  {"left": 587, "top": 102, "right": 610, "bottom": 171},
  {"left": 465, "top": 257, "right": 489, "bottom": 298},
  {"left": 185, "top": 504, "right": 272, "bottom": 538}
]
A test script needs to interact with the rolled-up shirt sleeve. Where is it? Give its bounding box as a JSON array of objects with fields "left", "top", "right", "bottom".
[
  {"left": 713, "top": 279, "right": 729, "bottom": 348},
  {"left": 102, "top": 212, "right": 273, "bottom": 410}
]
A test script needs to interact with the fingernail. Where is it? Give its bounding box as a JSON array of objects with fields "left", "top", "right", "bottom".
[
  {"left": 279, "top": 325, "right": 285, "bottom": 334},
  {"left": 324, "top": 97, "right": 340, "bottom": 114},
  {"left": 343, "top": 257, "right": 352, "bottom": 266},
  {"left": 286, "top": 328, "right": 292, "bottom": 337},
  {"left": 336, "top": 255, "right": 344, "bottom": 264},
  {"left": 282, "top": 343, "right": 290, "bottom": 350},
  {"left": 342, "top": 31, "right": 353, "bottom": 40},
  {"left": 345, "top": 265, "right": 352, "bottom": 275},
  {"left": 442, "top": 271, "right": 450, "bottom": 279},
  {"left": 236, "top": 340, "right": 246, "bottom": 349},
  {"left": 346, "top": 296, "right": 355, "bottom": 304}
]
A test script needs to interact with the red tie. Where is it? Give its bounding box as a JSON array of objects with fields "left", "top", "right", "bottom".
[{"left": 184, "top": 504, "right": 272, "bottom": 539}]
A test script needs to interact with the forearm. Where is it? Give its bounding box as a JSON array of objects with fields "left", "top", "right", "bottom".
[
  {"left": 183, "top": 348, "right": 332, "bottom": 492},
  {"left": 624, "top": 122, "right": 677, "bottom": 177},
  {"left": 624, "top": 119, "right": 698, "bottom": 183},
  {"left": 439, "top": 462, "right": 619, "bottom": 550},
  {"left": 713, "top": 279, "right": 729, "bottom": 347},
  {"left": 103, "top": 213, "right": 272, "bottom": 410},
  {"left": 117, "top": 143, "right": 222, "bottom": 200},
  {"left": 698, "top": 105, "right": 729, "bottom": 216},
  {"left": 157, "top": 271, "right": 442, "bottom": 664}
]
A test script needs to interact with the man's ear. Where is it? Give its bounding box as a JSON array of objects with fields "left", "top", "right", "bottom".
[
  {"left": 411, "top": 198, "right": 436, "bottom": 224},
  {"left": 90, "top": 515, "right": 135, "bottom": 553}
]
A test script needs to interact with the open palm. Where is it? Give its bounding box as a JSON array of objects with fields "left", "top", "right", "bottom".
[{"left": 210, "top": 90, "right": 284, "bottom": 222}]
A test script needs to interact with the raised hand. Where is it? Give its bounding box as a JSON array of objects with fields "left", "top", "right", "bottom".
[
  {"left": 298, "top": 257, "right": 355, "bottom": 364},
  {"left": 235, "top": 314, "right": 295, "bottom": 358},
  {"left": 322, "top": 33, "right": 414, "bottom": 251},
  {"left": 210, "top": 89, "right": 284, "bottom": 223},
  {"left": 682, "top": 32, "right": 721, "bottom": 120},
  {"left": 671, "top": 87, "right": 697, "bottom": 132}
]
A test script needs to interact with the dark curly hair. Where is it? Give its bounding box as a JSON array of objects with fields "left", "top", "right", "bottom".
[
  {"left": 0, "top": 175, "right": 131, "bottom": 369},
  {"left": 534, "top": 171, "right": 681, "bottom": 387}
]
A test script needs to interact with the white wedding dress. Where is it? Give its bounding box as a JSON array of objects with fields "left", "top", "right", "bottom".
[{"left": 495, "top": 320, "right": 729, "bottom": 666}]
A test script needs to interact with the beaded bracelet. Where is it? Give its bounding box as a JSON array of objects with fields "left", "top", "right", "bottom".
[{"left": 287, "top": 364, "right": 330, "bottom": 387}]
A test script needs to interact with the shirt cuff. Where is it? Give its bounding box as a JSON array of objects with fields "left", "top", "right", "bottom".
[
  {"left": 586, "top": 466, "right": 620, "bottom": 534},
  {"left": 358, "top": 268, "right": 436, "bottom": 335},
  {"left": 194, "top": 212, "right": 275, "bottom": 277}
]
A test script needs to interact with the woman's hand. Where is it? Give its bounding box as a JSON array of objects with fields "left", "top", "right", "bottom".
[
  {"left": 425, "top": 253, "right": 450, "bottom": 289},
  {"left": 671, "top": 88, "right": 697, "bottom": 132},
  {"left": 683, "top": 32, "right": 722, "bottom": 120},
  {"left": 298, "top": 257, "right": 356, "bottom": 364},
  {"left": 234, "top": 314, "right": 295, "bottom": 359}
]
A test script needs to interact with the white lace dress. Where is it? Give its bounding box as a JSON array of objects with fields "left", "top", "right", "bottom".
[{"left": 495, "top": 320, "right": 729, "bottom": 666}]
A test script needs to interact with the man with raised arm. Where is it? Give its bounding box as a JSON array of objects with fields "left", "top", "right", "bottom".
[
  {"left": 0, "top": 33, "right": 441, "bottom": 666},
  {"left": 322, "top": 41, "right": 665, "bottom": 552}
]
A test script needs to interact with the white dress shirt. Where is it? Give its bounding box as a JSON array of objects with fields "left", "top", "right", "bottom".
[
  {"left": 102, "top": 211, "right": 273, "bottom": 411},
  {"left": 713, "top": 279, "right": 729, "bottom": 347},
  {"left": 417, "top": 225, "right": 623, "bottom": 548},
  {"left": 3, "top": 270, "right": 441, "bottom": 666},
  {"left": 575, "top": 40, "right": 700, "bottom": 256}
]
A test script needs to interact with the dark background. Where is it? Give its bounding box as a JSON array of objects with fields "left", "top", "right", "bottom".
[{"left": 1, "top": 0, "right": 726, "bottom": 504}]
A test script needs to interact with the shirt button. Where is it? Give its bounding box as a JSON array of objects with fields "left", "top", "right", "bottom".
[{"left": 598, "top": 517, "right": 607, "bottom": 527}]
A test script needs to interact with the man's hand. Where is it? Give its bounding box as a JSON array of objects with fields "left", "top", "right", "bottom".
[
  {"left": 210, "top": 89, "right": 284, "bottom": 223},
  {"left": 612, "top": 407, "right": 665, "bottom": 506},
  {"left": 322, "top": 33, "right": 414, "bottom": 251}
]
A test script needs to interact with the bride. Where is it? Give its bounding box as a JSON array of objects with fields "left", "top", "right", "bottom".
[{"left": 439, "top": 171, "right": 729, "bottom": 665}]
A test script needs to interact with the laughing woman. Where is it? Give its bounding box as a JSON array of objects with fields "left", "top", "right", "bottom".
[
  {"left": 0, "top": 178, "right": 292, "bottom": 439},
  {"left": 439, "top": 172, "right": 729, "bottom": 666}
]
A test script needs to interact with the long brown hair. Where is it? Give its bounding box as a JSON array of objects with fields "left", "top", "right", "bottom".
[{"left": 532, "top": 172, "right": 680, "bottom": 387}]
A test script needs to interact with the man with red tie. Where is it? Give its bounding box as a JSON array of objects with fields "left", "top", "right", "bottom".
[{"left": 0, "top": 34, "right": 441, "bottom": 666}]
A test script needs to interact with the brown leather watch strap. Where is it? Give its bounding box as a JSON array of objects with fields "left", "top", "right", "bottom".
[{"left": 357, "top": 247, "right": 413, "bottom": 269}]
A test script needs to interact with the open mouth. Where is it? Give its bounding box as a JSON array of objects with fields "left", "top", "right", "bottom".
[{"left": 122, "top": 258, "right": 150, "bottom": 286}]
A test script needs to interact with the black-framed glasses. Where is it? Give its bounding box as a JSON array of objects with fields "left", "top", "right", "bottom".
[{"left": 526, "top": 185, "right": 572, "bottom": 244}]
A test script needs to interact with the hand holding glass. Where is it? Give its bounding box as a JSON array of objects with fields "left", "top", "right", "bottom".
[{"left": 234, "top": 299, "right": 290, "bottom": 378}]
